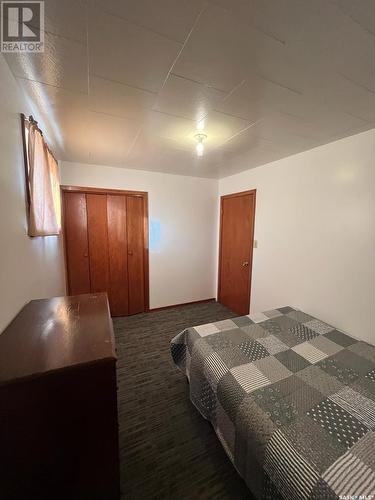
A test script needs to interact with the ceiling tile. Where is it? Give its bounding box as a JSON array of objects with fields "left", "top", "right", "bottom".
[
  {"left": 89, "top": 76, "right": 156, "bottom": 121},
  {"left": 32, "top": 0, "right": 88, "bottom": 42},
  {"left": 87, "top": 111, "right": 140, "bottom": 166},
  {"left": 194, "top": 110, "right": 252, "bottom": 149},
  {"left": 91, "top": 0, "right": 203, "bottom": 43},
  {"left": 89, "top": 9, "right": 181, "bottom": 92},
  {"left": 126, "top": 130, "right": 212, "bottom": 176},
  {"left": 336, "top": 0, "right": 375, "bottom": 37},
  {"left": 4, "top": 31, "right": 88, "bottom": 93},
  {"left": 173, "top": 3, "right": 280, "bottom": 92},
  {"left": 153, "top": 74, "right": 226, "bottom": 122},
  {"left": 215, "top": 73, "right": 305, "bottom": 122},
  {"left": 140, "top": 110, "right": 195, "bottom": 148},
  {"left": 17, "top": 78, "right": 90, "bottom": 159}
]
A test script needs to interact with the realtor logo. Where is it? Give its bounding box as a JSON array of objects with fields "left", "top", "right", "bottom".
[{"left": 1, "top": 1, "right": 44, "bottom": 52}]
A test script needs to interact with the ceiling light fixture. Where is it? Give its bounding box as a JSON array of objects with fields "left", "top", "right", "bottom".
[{"left": 195, "top": 133, "right": 207, "bottom": 157}]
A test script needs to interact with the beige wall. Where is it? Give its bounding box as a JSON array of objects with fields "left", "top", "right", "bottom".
[
  {"left": 219, "top": 128, "right": 375, "bottom": 345},
  {"left": 0, "top": 55, "right": 65, "bottom": 333},
  {"left": 61, "top": 162, "right": 219, "bottom": 309}
]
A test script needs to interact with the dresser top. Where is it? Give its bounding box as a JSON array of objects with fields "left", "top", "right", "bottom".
[{"left": 0, "top": 293, "right": 116, "bottom": 385}]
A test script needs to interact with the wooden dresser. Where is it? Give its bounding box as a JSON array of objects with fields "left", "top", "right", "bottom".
[{"left": 0, "top": 293, "right": 119, "bottom": 500}]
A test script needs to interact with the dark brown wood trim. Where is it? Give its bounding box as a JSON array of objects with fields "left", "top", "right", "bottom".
[
  {"left": 149, "top": 298, "right": 216, "bottom": 312},
  {"left": 61, "top": 185, "right": 147, "bottom": 197},
  {"left": 217, "top": 189, "right": 256, "bottom": 314},
  {"left": 60, "top": 186, "right": 150, "bottom": 314}
]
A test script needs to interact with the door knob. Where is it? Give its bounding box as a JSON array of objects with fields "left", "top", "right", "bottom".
[
  {"left": 128, "top": 250, "right": 133, "bottom": 256},
  {"left": 83, "top": 252, "right": 88, "bottom": 258},
  {"left": 242, "top": 261, "right": 249, "bottom": 267}
]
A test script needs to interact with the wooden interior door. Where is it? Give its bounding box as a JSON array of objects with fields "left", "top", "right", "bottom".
[
  {"left": 126, "top": 196, "right": 145, "bottom": 315},
  {"left": 107, "top": 195, "right": 129, "bottom": 316},
  {"left": 63, "top": 192, "right": 91, "bottom": 295},
  {"left": 62, "top": 187, "right": 149, "bottom": 317},
  {"left": 86, "top": 194, "right": 110, "bottom": 294},
  {"left": 218, "top": 190, "right": 256, "bottom": 316}
]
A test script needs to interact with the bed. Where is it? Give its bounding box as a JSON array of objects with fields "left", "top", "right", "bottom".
[{"left": 170, "top": 306, "right": 375, "bottom": 499}]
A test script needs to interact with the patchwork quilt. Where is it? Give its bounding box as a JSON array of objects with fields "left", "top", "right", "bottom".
[{"left": 170, "top": 306, "right": 375, "bottom": 499}]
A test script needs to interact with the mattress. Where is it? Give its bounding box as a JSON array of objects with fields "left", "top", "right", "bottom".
[{"left": 170, "top": 306, "right": 375, "bottom": 499}]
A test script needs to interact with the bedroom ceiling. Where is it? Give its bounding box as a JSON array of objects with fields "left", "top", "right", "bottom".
[{"left": 4, "top": 0, "right": 375, "bottom": 178}]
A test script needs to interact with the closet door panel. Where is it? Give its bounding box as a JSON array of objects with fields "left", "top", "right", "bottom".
[
  {"left": 107, "top": 195, "right": 129, "bottom": 316},
  {"left": 63, "top": 192, "right": 91, "bottom": 295},
  {"left": 86, "top": 194, "right": 109, "bottom": 294},
  {"left": 126, "top": 196, "right": 145, "bottom": 315}
]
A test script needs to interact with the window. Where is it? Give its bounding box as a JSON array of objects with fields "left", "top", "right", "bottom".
[{"left": 21, "top": 114, "right": 61, "bottom": 237}]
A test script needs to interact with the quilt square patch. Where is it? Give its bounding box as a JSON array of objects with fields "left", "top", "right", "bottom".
[
  {"left": 324, "top": 329, "right": 357, "bottom": 347},
  {"left": 307, "top": 398, "right": 368, "bottom": 449},
  {"left": 265, "top": 429, "right": 320, "bottom": 499},
  {"left": 350, "top": 431, "right": 375, "bottom": 469},
  {"left": 241, "top": 323, "right": 269, "bottom": 340},
  {"left": 322, "top": 450, "right": 375, "bottom": 498},
  {"left": 309, "top": 335, "right": 344, "bottom": 357},
  {"left": 253, "top": 386, "right": 298, "bottom": 427},
  {"left": 264, "top": 309, "right": 283, "bottom": 319},
  {"left": 230, "top": 363, "right": 271, "bottom": 394},
  {"left": 217, "top": 372, "right": 247, "bottom": 422},
  {"left": 204, "top": 328, "right": 248, "bottom": 351},
  {"left": 194, "top": 323, "right": 220, "bottom": 337},
  {"left": 289, "top": 323, "right": 319, "bottom": 342},
  {"left": 284, "top": 384, "right": 325, "bottom": 414},
  {"left": 287, "top": 310, "right": 315, "bottom": 323},
  {"left": 348, "top": 341, "right": 375, "bottom": 364},
  {"left": 261, "top": 319, "right": 283, "bottom": 336},
  {"left": 275, "top": 349, "right": 310, "bottom": 372},
  {"left": 277, "top": 306, "right": 296, "bottom": 314},
  {"left": 254, "top": 356, "right": 292, "bottom": 384},
  {"left": 276, "top": 329, "right": 302, "bottom": 348},
  {"left": 366, "top": 369, "right": 375, "bottom": 383},
  {"left": 283, "top": 415, "right": 347, "bottom": 473},
  {"left": 232, "top": 315, "right": 254, "bottom": 327},
  {"left": 216, "top": 401, "right": 236, "bottom": 459},
  {"left": 333, "top": 349, "right": 374, "bottom": 376},
  {"left": 238, "top": 339, "right": 269, "bottom": 361},
  {"left": 204, "top": 351, "right": 229, "bottom": 388},
  {"left": 317, "top": 356, "right": 360, "bottom": 385},
  {"left": 304, "top": 319, "right": 334, "bottom": 335},
  {"left": 296, "top": 365, "right": 344, "bottom": 396},
  {"left": 257, "top": 334, "right": 289, "bottom": 355},
  {"left": 213, "top": 319, "right": 238, "bottom": 331},
  {"left": 292, "top": 342, "right": 329, "bottom": 364},
  {"left": 329, "top": 386, "right": 375, "bottom": 429},
  {"left": 216, "top": 346, "right": 250, "bottom": 369}
]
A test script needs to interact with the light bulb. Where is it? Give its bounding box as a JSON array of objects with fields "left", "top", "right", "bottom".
[{"left": 196, "top": 141, "right": 204, "bottom": 157}]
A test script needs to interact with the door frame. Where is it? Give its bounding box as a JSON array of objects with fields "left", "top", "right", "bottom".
[
  {"left": 61, "top": 185, "right": 150, "bottom": 312},
  {"left": 217, "top": 189, "right": 256, "bottom": 315}
]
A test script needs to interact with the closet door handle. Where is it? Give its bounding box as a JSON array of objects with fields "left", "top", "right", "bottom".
[
  {"left": 128, "top": 250, "right": 133, "bottom": 256},
  {"left": 83, "top": 252, "right": 88, "bottom": 258}
]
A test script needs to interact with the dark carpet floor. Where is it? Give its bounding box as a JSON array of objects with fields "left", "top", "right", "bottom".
[{"left": 113, "top": 301, "right": 253, "bottom": 500}]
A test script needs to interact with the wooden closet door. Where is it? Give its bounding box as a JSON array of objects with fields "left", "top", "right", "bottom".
[
  {"left": 86, "top": 194, "right": 110, "bottom": 294},
  {"left": 107, "top": 195, "right": 129, "bottom": 316},
  {"left": 63, "top": 192, "right": 91, "bottom": 295},
  {"left": 126, "top": 196, "right": 145, "bottom": 315}
]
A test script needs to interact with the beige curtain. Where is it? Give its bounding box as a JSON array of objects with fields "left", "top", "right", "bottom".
[{"left": 27, "top": 123, "right": 61, "bottom": 236}]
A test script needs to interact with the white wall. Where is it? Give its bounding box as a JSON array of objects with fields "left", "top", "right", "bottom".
[
  {"left": 61, "top": 162, "right": 219, "bottom": 309},
  {"left": 219, "top": 129, "right": 375, "bottom": 344},
  {"left": 0, "top": 55, "right": 65, "bottom": 333}
]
